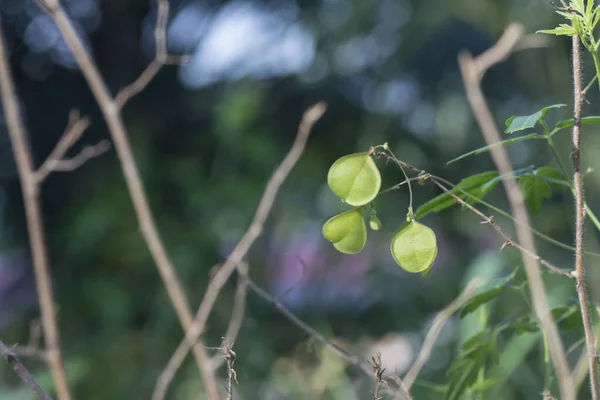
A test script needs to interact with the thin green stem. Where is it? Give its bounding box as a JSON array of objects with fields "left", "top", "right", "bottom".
[{"left": 386, "top": 147, "right": 414, "bottom": 218}]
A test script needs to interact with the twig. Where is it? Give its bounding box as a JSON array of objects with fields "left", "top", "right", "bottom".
[
  {"left": 373, "top": 153, "right": 574, "bottom": 279},
  {"left": 403, "top": 279, "right": 482, "bottom": 391},
  {"left": 211, "top": 263, "right": 249, "bottom": 371},
  {"left": 153, "top": 103, "right": 327, "bottom": 400},
  {"left": 222, "top": 339, "right": 237, "bottom": 400},
  {"left": 243, "top": 274, "right": 413, "bottom": 400},
  {"left": 35, "top": 110, "right": 111, "bottom": 183},
  {"left": 457, "top": 23, "right": 573, "bottom": 399},
  {"left": 0, "top": 339, "right": 52, "bottom": 400},
  {"left": 35, "top": 110, "right": 89, "bottom": 182},
  {"left": 570, "top": 33, "right": 599, "bottom": 399},
  {"left": 369, "top": 353, "right": 384, "bottom": 400},
  {"left": 114, "top": 0, "right": 187, "bottom": 109},
  {"left": 0, "top": 20, "right": 72, "bottom": 400},
  {"left": 37, "top": 1, "right": 219, "bottom": 397}
]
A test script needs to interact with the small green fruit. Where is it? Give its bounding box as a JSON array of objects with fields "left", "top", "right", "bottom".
[
  {"left": 322, "top": 208, "right": 367, "bottom": 254},
  {"left": 327, "top": 153, "right": 381, "bottom": 206},
  {"left": 391, "top": 221, "right": 438, "bottom": 273}
]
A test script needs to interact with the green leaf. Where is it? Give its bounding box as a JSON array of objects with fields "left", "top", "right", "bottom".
[
  {"left": 552, "top": 305, "right": 583, "bottom": 332},
  {"left": 327, "top": 153, "right": 381, "bottom": 206},
  {"left": 519, "top": 175, "right": 552, "bottom": 215},
  {"left": 390, "top": 221, "right": 438, "bottom": 273},
  {"left": 414, "top": 172, "right": 500, "bottom": 220},
  {"left": 446, "top": 358, "right": 479, "bottom": 400},
  {"left": 534, "top": 166, "right": 568, "bottom": 190},
  {"left": 505, "top": 104, "right": 566, "bottom": 134},
  {"left": 536, "top": 24, "right": 577, "bottom": 36},
  {"left": 470, "top": 377, "right": 505, "bottom": 392},
  {"left": 447, "top": 133, "right": 541, "bottom": 164},
  {"left": 555, "top": 116, "right": 600, "bottom": 129},
  {"left": 322, "top": 209, "right": 367, "bottom": 254},
  {"left": 460, "top": 269, "right": 518, "bottom": 318}
]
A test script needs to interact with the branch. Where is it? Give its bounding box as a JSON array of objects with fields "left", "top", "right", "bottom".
[
  {"left": 210, "top": 262, "right": 249, "bottom": 371},
  {"left": 35, "top": 110, "right": 110, "bottom": 183},
  {"left": 222, "top": 339, "right": 237, "bottom": 400},
  {"left": 373, "top": 153, "right": 573, "bottom": 279},
  {"left": 570, "top": 33, "right": 599, "bottom": 399},
  {"left": 0, "top": 20, "right": 72, "bottom": 400},
  {"left": 114, "top": 0, "right": 187, "bottom": 109},
  {"left": 0, "top": 339, "right": 52, "bottom": 400},
  {"left": 37, "top": 1, "right": 220, "bottom": 397},
  {"left": 369, "top": 353, "right": 384, "bottom": 400},
  {"left": 457, "top": 23, "right": 573, "bottom": 399},
  {"left": 403, "top": 279, "right": 482, "bottom": 390},
  {"left": 152, "top": 102, "right": 327, "bottom": 400},
  {"left": 244, "top": 274, "right": 412, "bottom": 399}
]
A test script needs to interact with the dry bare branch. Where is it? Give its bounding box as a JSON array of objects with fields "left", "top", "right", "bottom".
[
  {"left": 153, "top": 102, "right": 327, "bottom": 400},
  {"left": 0, "top": 339, "right": 52, "bottom": 400},
  {"left": 0, "top": 20, "right": 72, "bottom": 400},
  {"left": 36, "top": 0, "right": 219, "bottom": 397},
  {"left": 222, "top": 339, "right": 238, "bottom": 400},
  {"left": 457, "top": 23, "right": 574, "bottom": 399},
  {"left": 369, "top": 353, "right": 384, "bottom": 400},
  {"left": 34, "top": 110, "right": 111, "bottom": 183},
  {"left": 211, "top": 263, "right": 249, "bottom": 371},
  {"left": 114, "top": 0, "right": 187, "bottom": 109}
]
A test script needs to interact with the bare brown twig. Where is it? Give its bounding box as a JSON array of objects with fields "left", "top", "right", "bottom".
[
  {"left": 34, "top": 110, "right": 108, "bottom": 183},
  {"left": 153, "top": 103, "right": 327, "bottom": 400},
  {"left": 570, "top": 34, "right": 599, "bottom": 399},
  {"left": 37, "top": 1, "right": 219, "bottom": 397},
  {"left": 211, "top": 263, "right": 249, "bottom": 371},
  {"left": 369, "top": 353, "right": 384, "bottom": 400},
  {"left": 114, "top": 0, "right": 187, "bottom": 109},
  {"left": 457, "top": 23, "right": 573, "bottom": 399},
  {"left": 0, "top": 339, "right": 52, "bottom": 400},
  {"left": 223, "top": 339, "right": 237, "bottom": 400},
  {"left": 0, "top": 20, "right": 72, "bottom": 400}
]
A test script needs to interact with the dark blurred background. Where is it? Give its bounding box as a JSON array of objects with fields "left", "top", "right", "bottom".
[{"left": 1, "top": 0, "right": 600, "bottom": 399}]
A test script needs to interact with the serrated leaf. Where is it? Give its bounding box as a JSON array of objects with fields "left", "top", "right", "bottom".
[
  {"left": 505, "top": 104, "right": 566, "bottom": 134},
  {"left": 519, "top": 175, "right": 552, "bottom": 215},
  {"left": 322, "top": 209, "right": 367, "bottom": 254},
  {"left": 390, "top": 221, "right": 438, "bottom": 273},
  {"left": 327, "top": 153, "right": 381, "bottom": 206},
  {"left": 536, "top": 24, "right": 577, "bottom": 36},
  {"left": 534, "top": 166, "right": 568, "bottom": 190},
  {"left": 460, "top": 269, "right": 518, "bottom": 318},
  {"left": 447, "top": 133, "right": 542, "bottom": 165},
  {"left": 555, "top": 116, "right": 600, "bottom": 129}
]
